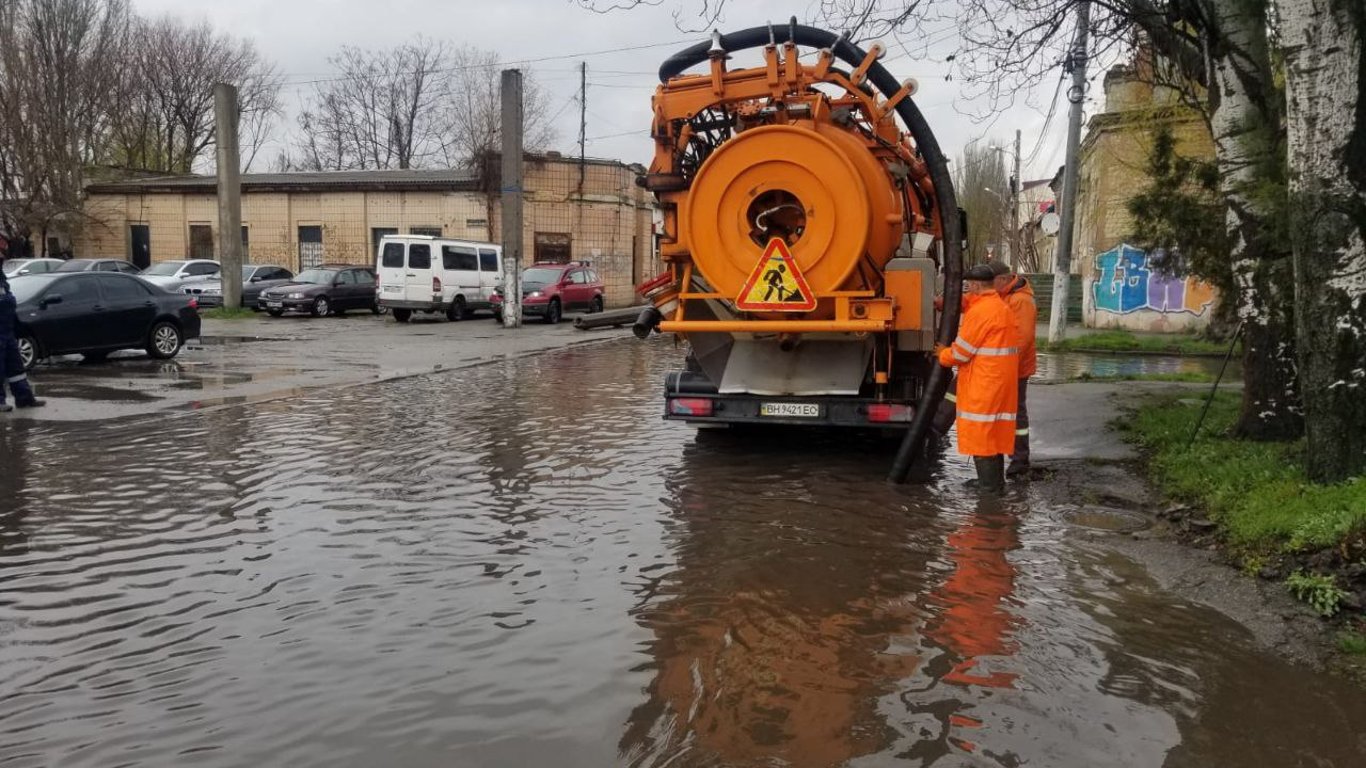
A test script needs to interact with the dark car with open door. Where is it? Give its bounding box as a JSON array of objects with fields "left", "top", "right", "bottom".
[{"left": 8, "top": 272, "right": 201, "bottom": 370}]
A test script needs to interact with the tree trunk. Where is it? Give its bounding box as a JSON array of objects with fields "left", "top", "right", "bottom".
[
  {"left": 1205, "top": 0, "right": 1304, "bottom": 440},
  {"left": 1281, "top": 0, "right": 1366, "bottom": 482}
]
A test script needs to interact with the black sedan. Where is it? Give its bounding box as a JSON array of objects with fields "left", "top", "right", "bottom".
[
  {"left": 8, "top": 272, "right": 201, "bottom": 370},
  {"left": 259, "top": 265, "right": 380, "bottom": 317}
]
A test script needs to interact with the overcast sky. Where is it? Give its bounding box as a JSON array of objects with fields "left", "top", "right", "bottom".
[{"left": 130, "top": 0, "right": 1095, "bottom": 183}]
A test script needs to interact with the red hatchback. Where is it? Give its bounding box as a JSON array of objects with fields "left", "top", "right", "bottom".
[{"left": 493, "top": 262, "right": 604, "bottom": 324}]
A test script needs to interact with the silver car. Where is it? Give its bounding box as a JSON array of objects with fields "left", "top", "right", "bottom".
[
  {"left": 184, "top": 265, "right": 294, "bottom": 309},
  {"left": 140, "top": 259, "right": 221, "bottom": 291},
  {"left": 3, "top": 258, "right": 65, "bottom": 278}
]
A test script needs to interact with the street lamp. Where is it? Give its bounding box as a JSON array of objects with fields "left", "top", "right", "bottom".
[{"left": 987, "top": 132, "right": 1023, "bottom": 270}]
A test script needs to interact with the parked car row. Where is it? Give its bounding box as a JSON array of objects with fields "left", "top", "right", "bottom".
[{"left": 373, "top": 234, "right": 605, "bottom": 325}]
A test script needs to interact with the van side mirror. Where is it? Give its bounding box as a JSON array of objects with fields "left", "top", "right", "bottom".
[{"left": 40, "top": 294, "right": 63, "bottom": 308}]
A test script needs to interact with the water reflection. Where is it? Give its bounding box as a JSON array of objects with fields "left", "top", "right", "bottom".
[{"left": 622, "top": 437, "right": 940, "bottom": 767}]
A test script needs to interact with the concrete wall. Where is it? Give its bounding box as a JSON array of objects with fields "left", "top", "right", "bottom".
[
  {"left": 80, "top": 156, "right": 660, "bottom": 309},
  {"left": 1074, "top": 67, "right": 1219, "bottom": 333}
]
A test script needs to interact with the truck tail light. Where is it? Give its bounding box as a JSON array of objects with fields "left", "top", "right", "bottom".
[
  {"left": 866, "top": 403, "right": 913, "bottom": 423},
  {"left": 668, "top": 397, "right": 714, "bottom": 417},
  {"left": 432, "top": 276, "right": 442, "bottom": 293}
]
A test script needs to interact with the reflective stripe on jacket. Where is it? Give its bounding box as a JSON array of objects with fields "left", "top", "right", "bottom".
[
  {"left": 937, "top": 291, "right": 1019, "bottom": 456},
  {"left": 1003, "top": 276, "right": 1037, "bottom": 378}
]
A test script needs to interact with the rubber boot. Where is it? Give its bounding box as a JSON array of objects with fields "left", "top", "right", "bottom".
[
  {"left": 973, "top": 455, "right": 1005, "bottom": 493},
  {"left": 1007, "top": 433, "right": 1031, "bottom": 477}
]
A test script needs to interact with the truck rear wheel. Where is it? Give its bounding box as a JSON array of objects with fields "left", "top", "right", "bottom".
[{"left": 393, "top": 308, "right": 412, "bottom": 323}]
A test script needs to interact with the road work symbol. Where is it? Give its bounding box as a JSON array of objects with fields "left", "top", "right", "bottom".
[{"left": 735, "top": 237, "right": 817, "bottom": 312}]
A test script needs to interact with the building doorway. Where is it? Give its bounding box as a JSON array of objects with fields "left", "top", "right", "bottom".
[
  {"left": 129, "top": 225, "right": 151, "bottom": 269},
  {"left": 189, "top": 224, "right": 214, "bottom": 260},
  {"left": 298, "top": 226, "right": 323, "bottom": 270}
]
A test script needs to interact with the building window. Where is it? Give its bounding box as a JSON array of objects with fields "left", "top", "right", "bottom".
[
  {"left": 372, "top": 227, "right": 398, "bottom": 257},
  {"left": 241, "top": 225, "right": 250, "bottom": 259},
  {"left": 298, "top": 225, "right": 323, "bottom": 269},
  {"left": 189, "top": 223, "right": 214, "bottom": 260},
  {"left": 409, "top": 225, "right": 442, "bottom": 237},
  {"left": 534, "top": 232, "right": 572, "bottom": 263}
]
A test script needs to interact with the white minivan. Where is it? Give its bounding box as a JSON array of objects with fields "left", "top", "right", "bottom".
[{"left": 375, "top": 235, "right": 503, "bottom": 323}]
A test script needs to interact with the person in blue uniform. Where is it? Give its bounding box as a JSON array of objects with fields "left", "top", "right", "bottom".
[{"left": 0, "top": 244, "right": 46, "bottom": 412}]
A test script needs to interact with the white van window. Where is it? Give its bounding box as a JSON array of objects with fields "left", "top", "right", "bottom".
[
  {"left": 409, "top": 244, "right": 432, "bottom": 269},
  {"left": 381, "top": 242, "right": 404, "bottom": 268},
  {"left": 479, "top": 249, "right": 498, "bottom": 272},
  {"left": 442, "top": 245, "right": 477, "bottom": 271}
]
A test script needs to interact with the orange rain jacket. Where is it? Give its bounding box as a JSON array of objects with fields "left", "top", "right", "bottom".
[
  {"left": 937, "top": 292, "right": 1020, "bottom": 456},
  {"left": 1002, "top": 276, "right": 1037, "bottom": 378}
]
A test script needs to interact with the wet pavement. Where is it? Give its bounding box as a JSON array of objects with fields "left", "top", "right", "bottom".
[
  {"left": 1, "top": 339, "right": 1363, "bottom": 767},
  {"left": 11, "top": 312, "right": 606, "bottom": 422}
]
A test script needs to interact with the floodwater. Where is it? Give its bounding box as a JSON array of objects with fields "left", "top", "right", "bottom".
[
  {"left": 0, "top": 340, "right": 1361, "bottom": 767},
  {"left": 1034, "top": 351, "right": 1240, "bottom": 382}
]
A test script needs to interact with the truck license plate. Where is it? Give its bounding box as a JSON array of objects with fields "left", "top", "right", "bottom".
[
  {"left": 383, "top": 285, "right": 401, "bottom": 292},
  {"left": 760, "top": 402, "right": 820, "bottom": 418}
]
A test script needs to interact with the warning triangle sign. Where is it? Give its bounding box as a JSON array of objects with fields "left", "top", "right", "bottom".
[{"left": 735, "top": 238, "right": 818, "bottom": 312}]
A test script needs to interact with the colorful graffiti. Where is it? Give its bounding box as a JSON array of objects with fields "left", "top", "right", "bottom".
[{"left": 1092, "top": 243, "right": 1215, "bottom": 315}]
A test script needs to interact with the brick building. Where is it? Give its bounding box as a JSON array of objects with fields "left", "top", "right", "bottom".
[
  {"left": 1074, "top": 63, "right": 1219, "bottom": 333},
  {"left": 79, "top": 153, "right": 659, "bottom": 308}
]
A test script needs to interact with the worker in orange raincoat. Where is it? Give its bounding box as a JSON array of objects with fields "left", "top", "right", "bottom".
[
  {"left": 937, "top": 264, "right": 1020, "bottom": 490},
  {"left": 988, "top": 260, "right": 1037, "bottom": 476}
]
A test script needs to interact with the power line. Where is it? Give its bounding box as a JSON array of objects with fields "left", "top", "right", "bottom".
[{"left": 280, "top": 37, "right": 698, "bottom": 87}]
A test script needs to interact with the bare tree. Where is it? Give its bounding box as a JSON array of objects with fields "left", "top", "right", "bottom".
[
  {"left": 956, "top": 142, "right": 1012, "bottom": 263},
  {"left": 294, "top": 39, "right": 453, "bottom": 171},
  {"left": 294, "top": 41, "right": 557, "bottom": 172},
  {"left": 0, "top": 0, "right": 132, "bottom": 254},
  {"left": 105, "top": 15, "right": 281, "bottom": 175},
  {"left": 438, "top": 45, "right": 557, "bottom": 169}
]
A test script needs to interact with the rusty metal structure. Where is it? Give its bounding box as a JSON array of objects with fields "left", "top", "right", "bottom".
[{"left": 634, "top": 22, "right": 962, "bottom": 480}]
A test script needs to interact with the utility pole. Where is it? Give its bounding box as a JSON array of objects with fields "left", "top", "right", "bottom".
[
  {"left": 500, "top": 69, "right": 524, "bottom": 329},
  {"left": 214, "top": 83, "right": 243, "bottom": 311},
  {"left": 1048, "top": 1, "right": 1089, "bottom": 344},
  {"left": 578, "top": 61, "right": 587, "bottom": 195},
  {"left": 1011, "top": 128, "right": 1022, "bottom": 272}
]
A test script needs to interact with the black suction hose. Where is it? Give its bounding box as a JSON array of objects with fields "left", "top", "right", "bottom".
[{"left": 659, "top": 23, "right": 963, "bottom": 483}]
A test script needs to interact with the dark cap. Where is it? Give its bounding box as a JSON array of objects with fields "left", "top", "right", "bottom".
[
  {"left": 964, "top": 264, "right": 996, "bottom": 281},
  {"left": 985, "top": 259, "right": 1011, "bottom": 277}
]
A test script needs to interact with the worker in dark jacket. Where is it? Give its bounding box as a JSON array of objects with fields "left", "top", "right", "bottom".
[
  {"left": 0, "top": 245, "right": 46, "bottom": 412},
  {"left": 989, "top": 261, "right": 1036, "bottom": 475}
]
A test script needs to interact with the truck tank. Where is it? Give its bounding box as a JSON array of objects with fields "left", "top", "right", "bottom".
[{"left": 633, "top": 22, "right": 964, "bottom": 480}]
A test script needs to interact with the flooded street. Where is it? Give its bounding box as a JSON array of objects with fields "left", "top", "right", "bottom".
[{"left": 1, "top": 339, "right": 1362, "bottom": 767}]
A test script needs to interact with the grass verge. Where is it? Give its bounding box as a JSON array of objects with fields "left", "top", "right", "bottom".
[
  {"left": 1043, "top": 330, "right": 1232, "bottom": 356},
  {"left": 1122, "top": 392, "right": 1366, "bottom": 552},
  {"left": 1122, "top": 392, "right": 1366, "bottom": 630},
  {"left": 199, "top": 306, "right": 256, "bottom": 320}
]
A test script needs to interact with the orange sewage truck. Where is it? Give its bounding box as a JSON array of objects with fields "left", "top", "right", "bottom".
[{"left": 632, "top": 23, "right": 965, "bottom": 481}]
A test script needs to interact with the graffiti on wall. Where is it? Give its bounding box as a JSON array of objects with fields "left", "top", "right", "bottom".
[{"left": 1092, "top": 243, "right": 1215, "bottom": 315}]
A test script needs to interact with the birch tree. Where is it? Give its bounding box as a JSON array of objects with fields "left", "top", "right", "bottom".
[{"left": 1280, "top": 0, "right": 1365, "bottom": 481}]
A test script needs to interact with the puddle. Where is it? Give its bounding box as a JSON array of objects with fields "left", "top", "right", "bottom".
[
  {"left": 1035, "top": 351, "right": 1239, "bottom": 382},
  {"left": 1064, "top": 505, "right": 1152, "bottom": 533}
]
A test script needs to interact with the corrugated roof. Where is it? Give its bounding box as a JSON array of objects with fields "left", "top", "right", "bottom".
[{"left": 86, "top": 168, "right": 481, "bottom": 195}]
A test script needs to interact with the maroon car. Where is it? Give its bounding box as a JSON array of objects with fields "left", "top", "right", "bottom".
[{"left": 492, "top": 262, "right": 604, "bottom": 324}]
